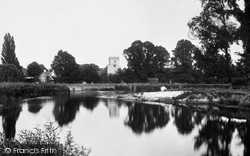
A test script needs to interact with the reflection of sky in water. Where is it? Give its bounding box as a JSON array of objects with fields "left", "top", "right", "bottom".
[
  {"left": 66, "top": 102, "right": 198, "bottom": 156},
  {"left": 0, "top": 92, "right": 247, "bottom": 156}
]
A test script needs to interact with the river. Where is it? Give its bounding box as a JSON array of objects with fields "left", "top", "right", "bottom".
[{"left": 0, "top": 91, "right": 248, "bottom": 156}]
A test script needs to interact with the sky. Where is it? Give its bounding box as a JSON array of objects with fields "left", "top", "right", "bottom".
[{"left": 0, "top": 0, "right": 242, "bottom": 69}]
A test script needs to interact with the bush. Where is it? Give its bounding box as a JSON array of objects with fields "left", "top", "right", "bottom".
[
  {"left": 232, "top": 78, "right": 247, "bottom": 86},
  {"left": 0, "top": 120, "right": 91, "bottom": 156},
  {"left": 0, "top": 64, "right": 22, "bottom": 82},
  {"left": 0, "top": 83, "right": 70, "bottom": 103},
  {"left": 172, "top": 74, "right": 196, "bottom": 84},
  {"left": 205, "top": 77, "right": 217, "bottom": 84}
]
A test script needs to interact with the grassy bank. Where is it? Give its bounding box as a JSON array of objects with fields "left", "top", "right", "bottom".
[{"left": 0, "top": 83, "right": 70, "bottom": 103}]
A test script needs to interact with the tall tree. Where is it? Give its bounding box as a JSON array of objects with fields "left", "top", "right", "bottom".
[
  {"left": 27, "top": 61, "right": 43, "bottom": 81},
  {"left": 51, "top": 50, "right": 80, "bottom": 83},
  {"left": 188, "top": 0, "right": 237, "bottom": 83},
  {"left": 193, "top": 46, "right": 229, "bottom": 83},
  {"left": 172, "top": 40, "right": 195, "bottom": 70},
  {"left": 79, "top": 64, "right": 100, "bottom": 83},
  {"left": 123, "top": 40, "right": 170, "bottom": 82},
  {"left": 171, "top": 39, "right": 199, "bottom": 83},
  {"left": 230, "top": 0, "right": 250, "bottom": 84},
  {"left": 0, "top": 64, "right": 22, "bottom": 82},
  {"left": 1, "top": 33, "right": 22, "bottom": 72}
]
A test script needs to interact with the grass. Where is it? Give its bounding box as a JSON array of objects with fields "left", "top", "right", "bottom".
[
  {"left": 0, "top": 120, "right": 91, "bottom": 156},
  {"left": 0, "top": 83, "right": 70, "bottom": 103}
]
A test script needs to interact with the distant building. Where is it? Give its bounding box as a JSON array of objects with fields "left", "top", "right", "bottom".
[
  {"left": 107, "top": 57, "right": 119, "bottom": 75},
  {"left": 99, "top": 57, "right": 120, "bottom": 82},
  {"left": 39, "top": 70, "right": 55, "bottom": 83}
]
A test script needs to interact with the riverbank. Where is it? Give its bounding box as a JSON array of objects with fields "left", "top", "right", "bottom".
[
  {"left": 0, "top": 83, "right": 70, "bottom": 103},
  {"left": 66, "top": 83, "right": 232, "bottom": 92},
  {"left": 98, "top": 88, "right": 250, "bottom": 110},
  {"left": 98, "top": 88, "right": 250, "bottom": 120}
]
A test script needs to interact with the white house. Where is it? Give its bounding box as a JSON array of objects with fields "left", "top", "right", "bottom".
[{"left": 39, "top": 70, "right": 56, "bottom": 83}]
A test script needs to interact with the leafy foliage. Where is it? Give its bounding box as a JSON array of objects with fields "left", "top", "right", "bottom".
[
  {"left": 0, "top": 64, "right": 22, "bottom": 82},
  {"left": 0, "top": 83, "right": 69, "bottom": 103},
  {"left": 171, "top": 39, "right": 198, "bottom": 83},
  {"left": 172, "top": 39, "right": 195, "bottom": 69},
  {"left": 108, "top": 68, "right": 125, "bottom": 83},
  {"left": 27, "top": 61, "right": 43, "bottom": 81},
  {"left": 188, "top": 0, "right": 237, "bottom": 83},
  {"left": 0, "top": 120, "right": 91, "bottom": 156},
  {"left": 51, "top": 50, "right": 81, "bottom": 83},
  {"left": 108, "top": 68, "right": 142, "bottom": 83},
  {"left": 39, "top": 64, "right": 47, "bottom": 72},
  {"left": 79, "top": 64, "right": 100, "bottom": 83},
  {"left": 230, "top": 0, "right": 250, "bottom": 81},
  {"left": 1, "top": 33, "right": 22, "bottom": 73},
  {"left": 123, "top": 40, "right": 170, "bottom": 82}
]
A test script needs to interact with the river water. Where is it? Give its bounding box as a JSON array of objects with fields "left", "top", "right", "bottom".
[{"left": 0, "top": 91, "right": 249, "bottom": 156}]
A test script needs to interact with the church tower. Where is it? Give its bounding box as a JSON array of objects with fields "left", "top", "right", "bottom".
[{"left": 107, "top": 57, "right": 119, "bottom": 75}]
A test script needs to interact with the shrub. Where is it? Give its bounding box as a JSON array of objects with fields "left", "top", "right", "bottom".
[
  {"left": 232, "top": 78, "right": 247, "bottom": 86},
  {"left": 0, "top": 83, "right": 70, "bottom": 103},
  {"left": 0, "top": 120, "right": 91, "bottom": 156},
  {"left": 0, "top": 64, "right": 22, "bottom": 82},
  {"left": 205, "top": 77, "right": 217, "bottom": 84}
]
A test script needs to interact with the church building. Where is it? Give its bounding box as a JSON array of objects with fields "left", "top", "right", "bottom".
[{"left": 107, "top": 57, "right": 119, "bottom": 75}]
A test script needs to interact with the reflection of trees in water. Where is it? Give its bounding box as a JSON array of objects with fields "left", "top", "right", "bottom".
[
  {"left": 0, "top": 106, "right": 22, "bottom": 139},
  {"left": 80, "top": 96, "right": 99, "bottom": 111},
  {"left": 69, "top": 93, "right": 99, "bottom": 111},
  {"left": 237, "top": 120, "right": 250, "bottom": 156},
  {"left": 124, "top": 103, "right": 170, "bottom": 134},
  {"left": 53, "top": 95, "right": 80, "bottom": 127},
  {"left": 171, "top": 105, "right": 250, "bottom": 156},
  {"left": 171, "top": 106, "right": 204, "bottom": 135},
  {"left": 53, "top": 94, "right": 99, "bottom": 126},
  {"left": 27, "top": 98, "right": 46, "bottom": 114},
  {"left": 194, "top": 117, "right": 236, "bottom": 156}
]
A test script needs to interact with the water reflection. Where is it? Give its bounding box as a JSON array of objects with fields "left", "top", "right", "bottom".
[
  {"left": 80, "top": 96, "right": 99, "bottom": 111},
  {"left": 194, "top": 117, "right": 235, "bottom": 156},
  {"left": 236, "top": 120, "right": 250, "bottom": 156},
  {"left": 53, "top": 93, "right": 99, "bottom": 126},
  {"left": 171, "top": 106, "right": 204, "bottom": 135},
  {"left": 27, "top": 98, "right": 45, "bottom": 114},
  {"left": 107, "top": 100, "right": 120, "bottom": 117},
  {"left": 124, "top": 102, "right": 170, "bottom": 134},
  {"left": 0, "top": 106, "right": 22, "bottom": 139},
  {"left": 53, "top": 95, "right": 80, "bottom": 127},
  {"left": 0, "top": 92, "right": 250, "bottom": 156},
  {"left": 103, "top": 99, "right": 123, "bottom": 118}
]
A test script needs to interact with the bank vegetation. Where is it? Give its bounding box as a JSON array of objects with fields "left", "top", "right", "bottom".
[{"left": 0, "top": 83, "right": 70, "bottom": 103}]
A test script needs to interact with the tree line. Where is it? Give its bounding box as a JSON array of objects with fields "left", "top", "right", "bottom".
[
  {"left": 0, "top": 34, "right": 101, "bottom": 83},
  {"left": 111, "top": 0, "right": 250, "bottom": 85},
  {"left": 1, "top": 0, "right": 249, "bottom": 85}
]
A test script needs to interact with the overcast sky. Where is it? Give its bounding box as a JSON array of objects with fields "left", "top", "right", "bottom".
[{"left": 0, "top": 0, "right": 239, "bottom": 69}]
